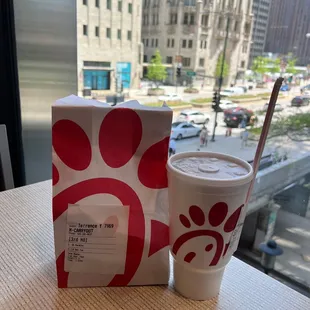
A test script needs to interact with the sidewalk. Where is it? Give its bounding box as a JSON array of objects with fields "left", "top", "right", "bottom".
[{"left": 273, "top": 209, "right": 310, "bottom": 288}]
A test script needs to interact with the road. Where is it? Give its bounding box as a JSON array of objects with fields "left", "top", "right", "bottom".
[{"left": 172, "top": 97, "right": 310, "bottom": 162}]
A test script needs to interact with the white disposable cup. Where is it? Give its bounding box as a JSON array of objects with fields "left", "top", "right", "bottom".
[{"left": 167, "top": 151, "right": 253, "bottom": 300}]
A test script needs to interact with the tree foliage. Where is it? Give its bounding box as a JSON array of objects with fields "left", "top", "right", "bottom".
[
  {"left": 146, "top": 50, "right": 167, "bottom": 88},
  {"left": 249, "top": 112, "right": 310, "bottom": 142},
  {"left": 286, "top": 54, "right": 298, "bottom": 74},
  {"left": 214, "top": 53, "right": 229, "bottom": 78},
  {"left": 251, "top": 56, "right": 269, "bottom": 75}
]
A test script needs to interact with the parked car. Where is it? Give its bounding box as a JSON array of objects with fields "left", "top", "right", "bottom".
[
  {"left": 177, "top": 110, "right": 210, "bottom": 124},
  {"left": 223, "top": 107, "right": 254, "bottom": 128},
  {"left": 220, "top": 87, "right": 245, "bottom": 97},
  {"left": 263, "top": 103, "right": 283, "bottom": 112},
  {"left": 300, "top": 84, "right": 310, "bottom": 94},
  {"left": 158, "top": 93, "right": 182, "bottom": 102},
  {"left": 280, "top": 84, "right": 290, "bottom": 92},
  {"left": 218, "top": 100, "right": 238, "bottom": 111},
  {"left": 170, "top": 122, "right": 201, "bottom": 140},
  {"left": 291, "top": 96, "right": 310, "bottom": 107}
]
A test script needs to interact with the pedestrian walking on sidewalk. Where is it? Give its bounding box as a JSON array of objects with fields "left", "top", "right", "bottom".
[
  {"left": 169, "top": 138, "right": 176, "bottom": 157},
  {"left": 225, "top": 126, "right": 232, "bottom": 137},
  {"left": 241, "top": 128, "right": 249, "bottom": 149},
  {"left": 200, "top": 126, "right": 208, "bottom": 147}
]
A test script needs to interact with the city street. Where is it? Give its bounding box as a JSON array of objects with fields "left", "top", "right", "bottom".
[{"left": 171, "top": 96, "right": 310, "bottom": 162}]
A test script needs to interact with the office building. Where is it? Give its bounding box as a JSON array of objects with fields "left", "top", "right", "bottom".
[
  {"left": 77, "top": 0, "right": 143, "bottom": 96},
  {"left": 265, "top": 0, "right": 310, "bottom": 66},
  {"left": 249, "top": 0, "right": 271, "bottom": 67},
  {"left": 141, "top": 0, "right": 253, "bottom": 86}
]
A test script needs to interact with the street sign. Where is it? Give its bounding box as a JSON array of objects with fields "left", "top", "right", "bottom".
[{"left": 186, "top": 71, "right": 196, "bottom": 77}]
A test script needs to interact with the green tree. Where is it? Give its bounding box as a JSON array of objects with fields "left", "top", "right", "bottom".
[
  {"left": 214, "top": 53, "right": 229, "bottom": 78},
  {"left": 146, "top": 50, "right": 167, "bottom": 88},
  {"left": 268, "top": 58, "right": 280, "bottom": 74},
  {"left": 286, "top": 54, "right": 298, "bottom": 74},
  {"left": 251, "top": 56, "right": 269, "bottom": 75}
]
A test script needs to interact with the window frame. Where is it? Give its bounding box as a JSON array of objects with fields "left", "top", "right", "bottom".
[
  {"left": 83, "top": 24, "right": 88, "bottom": 36},
  {"left": 106, "top": 27, "right": 111, "bottom": 38},
  {"left": 95, "top": 26, "right": 99, "bottom": 37}
]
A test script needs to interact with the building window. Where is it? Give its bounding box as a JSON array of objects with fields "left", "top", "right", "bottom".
[
  {"left": 84, "top": 70, "right": 111, "bottom": 90},
  {"left": 234, "top": 21, "right": 239, "bottom": 32},
  {"left": 95, "top": 0, "right": 99, "bottom": 7},
  {"left": 145, "top": 14, "right": 149, "bottom": 25},
  {"left": 83, "top": 0, "right": 87, "bottom": 5},
  {"left": 182, "top": 40, "right": 186, "bottom": 48},
  {"left": 218, "top": 17, "right": 223, "bottom": 29},
  {"left": 242, "top": 44, "right": 247, "bottom": 53},
  {"left": 95, "top": 26, "right": 99, "bottom": 37},
  {"left": 188, "top": 40, "right": 193, "bottom": 48},
  {"left": 200, "top": 40, "right": 203, "bottom": 48},
  {"left": 145, "top": 38, "right": 149, "bottom": 47},
  {"left": 152, "top": 14, "right": 156, "bottom": 25},
  {"left": 143, "top": 55, "right": 148, "bottom": 62},
  {"left": 182, "top": 57, "right": 191, "bottom": 67},
  {"left": 83, "top": 25, "right": 88, "bottom": 36},
  {"left": 204, "top": 41, "right": 207, "bottom": 49},
  {"left": 170, "top": 13, "right": 177, "bottom": 24},
  {"left": 183, "top": 13, "right": 188, "bottom": 24},
  {"left": 189, "top": 13, "right": 195, "bottom": 25},
  {"left": 244, "top": 22, "right": 250, "bottom": 34},
  {"left": 128, "top": 3, "right": 132, "bottom": 13},
  {"left": 199, "top": 58, "right": 205, "bottom": 67},
  {"left": 167, "top": 38, "right": 170, "bottom": 47},
  {"left": 171, "top": 39, "right": 175, "bottom": 47},
  {"left": 201, "top": 15, "right": 208, "bottom": 27},
  {"left": 84, "top": 61, "right": 111, "bottom": 67},
  {"left": 155, "top": 38, "right": 158, "bottom": 47},
  {"left": 106, "top": 28, "right": 111, "bottom": 38},
  {"left": 118, "top": 0, "right": 122, "bottom": 11},
  {"left": 117, "top": 29, "right": 121, "bottom": 39},
  {"left": 166, "top": 56, "right": 173, "bottom": 64},
  {"left": 156, "top": 14, "right": 159, "bottom": 25},
  {"left": 241, "top": 61, "right": 245, "bottom": 68},
  {"left": 151, "top": 38, "right": 154, "bottom": 47},
  {"left": 107, "top": 0, "right": 111, "bottom": 9},
  {"left": 127, "top": 30, "right": 132, "bottom": 40}
]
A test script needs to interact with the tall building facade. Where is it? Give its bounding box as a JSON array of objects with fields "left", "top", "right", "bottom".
[
  {"left": 249, "top": 0, "right": 271, "bottom": 67},
  {"left": 77, "top": 0, "right": 143, "bottom": 96},
  {"left": 265, "top": 0, "right": 310, "bottom": 66},
  {"left": 141, "top": 0, "right": 253, "bottom": 86}
]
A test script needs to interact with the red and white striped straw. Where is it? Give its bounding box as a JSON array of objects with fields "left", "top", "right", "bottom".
[{"left": 245, "top": 77, "right": 284, "bottom": 204}]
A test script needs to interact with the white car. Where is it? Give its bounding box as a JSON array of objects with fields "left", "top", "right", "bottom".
[
  {"left": 171, "top": 122, "right": 201, "bottom": 140},
  {"left": 263, "top": 103, "right": 283, "bottom": 112},
  {"left": 219, "top": 100, "right": 238, "bottom": 111},
  {"left": 158, "top": 93, "right": 182, "bottom": 102},
  {"left": 177, "top": 110, "right": 210, "bottom": 124},
  {"left": 220, "top": 87, "right": 245, "bottom": 97}
]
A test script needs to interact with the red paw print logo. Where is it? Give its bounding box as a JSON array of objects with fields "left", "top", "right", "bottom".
[
  {"left": 52, "top": 107, "right": 170, "bottom": 287},
  {"left": 172, "top": 203, "right": 243, "bottom": 267}
]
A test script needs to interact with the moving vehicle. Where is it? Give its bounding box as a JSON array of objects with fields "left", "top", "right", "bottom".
[
  {"left": 223, "top": 107, "right": 254, "bottom": 128},
  {"left": 158, "top": 93, "right": 182, "bottom": 102},
  {"left": 218, "top": 100, "right": 238, "bottom": 111},
  {"left": 263, "top": 103, "right": 283, "bottom": 112},
  {"left": 177, "top": 110, "right": 210, "bottom": 124},
  {"left": 291, "top": 96, "right": 310, "bottom": 107},
  {"left": 170, "top": 122, "right": 201, "bottom": 140},
  {"left": 280, "top": 84, "right": 290, "bottom": 92},
  {"left": 220, "top": 87, "right": 245, "bottom": 97}
]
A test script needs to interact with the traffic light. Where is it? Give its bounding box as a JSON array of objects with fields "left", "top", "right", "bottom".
[
  {"left": 176, "top": 67, "right": 181, "bottom": 77},
  {"left": 212, "top": 91, "right": 221, "bottom": 112}
]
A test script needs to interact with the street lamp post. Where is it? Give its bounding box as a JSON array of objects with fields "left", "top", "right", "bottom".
[{"left": 211, "top": 15, "right": 230, "bottom": 142}]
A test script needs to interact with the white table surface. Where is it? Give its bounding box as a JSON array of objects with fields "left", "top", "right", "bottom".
[{"left": 0, "top": 180, "right": 309, "bottom": 310}]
